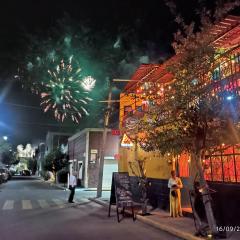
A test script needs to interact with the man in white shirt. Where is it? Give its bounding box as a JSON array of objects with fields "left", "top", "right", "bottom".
[{"left": 68, "top": 171, "right": 77, "bottom": 203}]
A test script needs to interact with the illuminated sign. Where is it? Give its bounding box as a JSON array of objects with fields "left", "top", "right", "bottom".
[
  {"left": 111, "top": 129, "right": 121, "bottom": 135},
  {"left": 121, "top": 134, "right": 133, "bottom": 147}
]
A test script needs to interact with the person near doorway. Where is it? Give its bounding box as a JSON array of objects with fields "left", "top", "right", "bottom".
[
  {"left": 168, "top": 170, "right": 183, "bottom": 217},
  {"left": 68, "top": 171, "right": 77, "bottom": 203}
]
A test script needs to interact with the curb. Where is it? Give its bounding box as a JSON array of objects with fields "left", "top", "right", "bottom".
[
  {"left": 49, "top": 183, "right": 68, "bottom": 190},
  {"left": 136, "top": 215, "right": 203, "bottom": 240},
  {"left": 38, "top": 178, "right": 68, "bottom": 190},
  {"left": 89, "top": 197, "right": 109, "bottom": 206},
  {"left": 89, "top": 198, "right": 203, "bottom": 240}
]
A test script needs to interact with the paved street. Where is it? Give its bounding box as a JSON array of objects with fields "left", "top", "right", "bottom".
[
  {"left": 0, "top": 176, "right": 180, "bottom": 240},
  {"left": 0, "top": 176, "right": 91, "bottom": 211}
]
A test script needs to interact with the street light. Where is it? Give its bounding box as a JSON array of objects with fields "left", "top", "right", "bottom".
[{"left": 3, "top": 136, "right": 8, "bottom": 141}]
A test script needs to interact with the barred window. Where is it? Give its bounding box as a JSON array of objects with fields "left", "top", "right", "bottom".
[{"left": 204, "top": 145, "right": 240, "bottom": 183}]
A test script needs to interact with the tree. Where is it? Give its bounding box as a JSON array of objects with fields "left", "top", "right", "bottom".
[
  {"left": 0, "top": 139, "right": 11, "bottom": 155},
  {"left": 139, "top": 0, "right": 240, "bottom": 237},
  {"left": 129, "top": 159, "right": 150, "bottom": 215},
  {"left": 27, "top": 158, "right": 37, "bottom": 175},
  {"left": 0, "top": 140, "right": 18, "bottom": 166},
  {"left": 43, "top": 148, "right": 69, "bottom": 182},
  {"left": 1, "top": 150, "right": 18, "bottom": 166}
]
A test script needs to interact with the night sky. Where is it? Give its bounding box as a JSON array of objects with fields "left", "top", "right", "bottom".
[{"left": 0, "top": 0, "right": 238, "bottom": 147}]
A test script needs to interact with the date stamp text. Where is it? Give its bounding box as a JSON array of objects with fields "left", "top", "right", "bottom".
[{"left": 217, "top": 226, "right": 240, "bottom": 232}]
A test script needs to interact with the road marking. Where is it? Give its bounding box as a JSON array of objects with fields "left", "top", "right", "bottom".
[
  {"left": 52, "top": 199, "right": 65, "bottom": 208},
  {"left": 22, "top": 200, "right": 32, "bottom": 210},
  {"left": 2, "top": 200, "right": 14, "bottom": 210},
  {"left": 38, "top": 200, "right": 49, "bottom": 209}
]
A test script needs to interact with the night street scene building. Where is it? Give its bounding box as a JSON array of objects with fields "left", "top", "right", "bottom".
[
  {"left": 119, "top": 14, "right": 240, "bottom": 229},
  {"left": 0, "top": 1, "right": 240, "bottom": 240}
]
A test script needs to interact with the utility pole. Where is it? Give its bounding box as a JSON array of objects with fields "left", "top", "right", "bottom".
[
  {"left": 96, "top": 78, "right": 134, "bottom": 197},
  {"left": 97, "top": 85, "right": 112, "bottom": 198}
]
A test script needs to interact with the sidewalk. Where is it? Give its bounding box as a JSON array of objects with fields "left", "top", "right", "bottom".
[
  {"left": 38, "top": 177, "right": 111, "bottom": 199},
  {"left": 90, "top": 198, "right": 240, "bottom": 240},
  {"left": 38, "top": 177, "right": 111, "bottom": 193}
]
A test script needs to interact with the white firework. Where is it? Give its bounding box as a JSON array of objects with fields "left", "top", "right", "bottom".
[{"left": 81, "top": 76, "right": 96, "bottom": 91}]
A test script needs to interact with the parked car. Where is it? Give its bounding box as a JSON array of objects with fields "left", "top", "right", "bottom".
[
  {"left": 0, "top": 171, "right": 4, "bottom": 184},
  {"left": 7, "top": 169, "right": 12, "bottom": 180},
  {"left": 0, "top": 168, "right": 9, "bottom": 182}
]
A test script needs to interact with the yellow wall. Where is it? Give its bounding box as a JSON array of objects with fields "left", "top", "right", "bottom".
[
  {"left": 119, "top": 145, "right": 173, "bottom": 179},
  {"left": 119, "top": 93, "right": 173, "bottom": 180}
]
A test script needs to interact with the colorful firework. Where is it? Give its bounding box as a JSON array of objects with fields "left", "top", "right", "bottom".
[{"left": 40, "top": 56, "right": 96, "bottom": 123}]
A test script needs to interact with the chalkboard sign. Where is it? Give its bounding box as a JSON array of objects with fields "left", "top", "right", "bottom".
[{"left": 108, "top": 172, "right": 135, "bottom": 222}]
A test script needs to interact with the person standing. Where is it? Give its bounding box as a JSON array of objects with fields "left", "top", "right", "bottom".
[
  {"left": 68, "top": 171, "right": 77, "bottom": 203},
  {"left": 168, "top": 170, "right": 183, "bottom": 217}
]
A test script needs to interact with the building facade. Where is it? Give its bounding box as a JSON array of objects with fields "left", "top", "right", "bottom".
[
  {"left": 119, "top": 15, "right": 240, "bottom": 225},
  {"left": 68, "top": 128, "right": 119, "bottom": 189}
]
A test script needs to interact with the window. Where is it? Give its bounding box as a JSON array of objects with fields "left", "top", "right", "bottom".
[
  {"left": 223, "top": 155, "right": 235, "bottom": 182},
  {"left": 124, "top": 106, "right": 132, "bottom": 116},
  {"left": 204, "top": 158, "right": 212, "bottom": 181},
  {"left": 136, "top": 105, "right": 143, "bottom": 112},
  {"left": 235, "top": 155, "right": 240, "bottom": 182},
  {"left": 178, "top": 152, "right": 190, "bottom": 177},
  {"left": 204, "top": 145, "right": 240, "bottom": 183},
  {"left": 211, "top": 156, "right": 223, "bottom": 182},
  {"left": 212, "top": 66, "right": 220, "bottom": 81}
]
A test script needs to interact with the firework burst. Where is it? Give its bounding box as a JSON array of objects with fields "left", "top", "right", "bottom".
[{"left": 40, "top": 57, "right": 96, "bottom": 123}]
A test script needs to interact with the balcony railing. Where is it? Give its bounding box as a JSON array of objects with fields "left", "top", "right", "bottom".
[{"left": 210, "top": 49, "right": 240, "bottom": 97}]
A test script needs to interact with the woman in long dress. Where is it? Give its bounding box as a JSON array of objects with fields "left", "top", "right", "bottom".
[{"left": 168, "top": 170, "right": 183, "bottom": 217}]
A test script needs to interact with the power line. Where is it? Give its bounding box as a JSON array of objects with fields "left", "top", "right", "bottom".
[
  {"left": 7, "top": 120, "right": 75, "bottom": 127},
  {"left": 2, "top": 102, "right": 41, "bottom": 110},
  {"left": 2, "top": 100, "right": 105, "bottom": 111}
]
